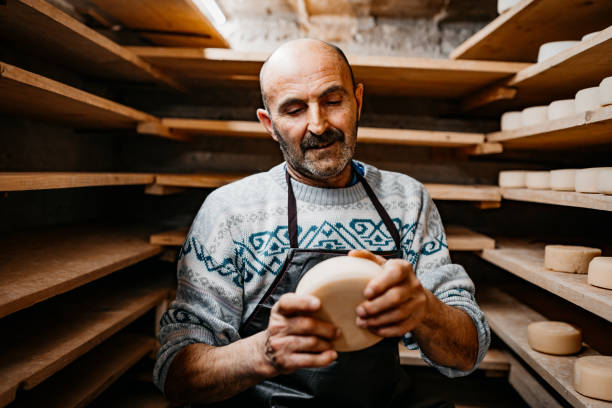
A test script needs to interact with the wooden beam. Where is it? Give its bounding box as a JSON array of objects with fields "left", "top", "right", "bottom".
[
  {"left": 461, "top": 83, "right": 516, "bottom": 111},
  {"left": 424, "top": 183, "right": 501, "bottom": 202},
  {"left": 501, "top": 187, "right": 612, "bottom": 212},
  {"left": 144, "top": 184, "right": 187, "bottom": 196},
  {"left": 150, "top": 227, "right": 189, "bottom": 246},
  {"left": 0, "top": 172, "right": 155, "bottom": 192},
  {"left": 154, "top": 173, "right": 249, "bottom": 189},
  {"left": 459, "top": 142, "right": 503, "bottom": 156},
  {"left": 137, "top": 121, "right": 192, "bottom": 142}
]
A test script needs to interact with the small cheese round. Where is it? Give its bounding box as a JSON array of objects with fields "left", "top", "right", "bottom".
[
  {"left": 527, "top": 321, "right": 582, "bottom": 355},
  {"left": 597, "top": 168, "right": 612, "bottom": 194},
  {"left": 574, "top": 356, "right": 612, "bottom": 401},
  {"left": 548, "top": 99, "right": 576, "bottom": 121},
  {"left": 537, "top": 41, "right": 579, "bottom": 63},
  {"left": 600, "top": 76, "right": 612, "bottom": 106},
  {"left": 575, "top": 87, "right": 601, "bottom": 113},
  {"left": 295, "top": 256, "right": 383, "bottom": 352},
  {"left": 499, "top": 170, "right": 528, "bottom": 188},
  {"left": 525, "top": 171, "right": 550, "bottom": 189},
  {"left": 500, "top": 111, "right": 522, "bottom": 130},
  {"left": 550, "top": 169, "right": 576, "bottom": 191},
  {"left": 581, "top": 31, "right": 600, "bottom": 42},
  {"left": 545, "top": 245, "right": 602, "bottom": 274},
  {"left": 576, "top": 167, "right": 612, "bottom": 193},
  {"left": 522, "top": 106, "right": 548, "bottom": 127},
  {"left": 588, "top": 257, "right": 612, "bottom": 290},
  {"left": 497, "top": 0, "right": 521, "bottom": 14}
]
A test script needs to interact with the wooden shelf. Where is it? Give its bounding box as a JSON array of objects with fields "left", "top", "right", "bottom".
[
  {"left": 127, "top": 47, "right": 528, "bottom": 97},
  {"left": 451, "top": 0, "right": 612, "bottom": 62},
  {"left": 0, "top": 0, "right": 182, "bottom": 90},
  {"left": 487, "top": 105, "right": 612, "bottom": 149},
  {"left": 0, "top": 225, "right": 162, "bottom": 319},
  {"left": 398, "top": 346, "right": 510, "bottom": 373},
  {"left": 0, "top": 272, "right": 171, "bottom": 407},
  {"left": 154, "top": 172, "right": 247, "bottom": 189},
  {"left": 15, "top": 332, "right": 156, "bottom": 408},
  {"left": 149, "top": 227, "right": 189, "bottom": 246},
  {"left": 479, "top": 239, "right": 612, "bottom": 322},
  {"left": 0, "top": 172, "right": 155, "bottom": 192},
  {"left": 501, "top": 188, "right": 612, "bottom": 212},
  {"left": 479, "top": 288, "right": 608, "bottom": 408}
]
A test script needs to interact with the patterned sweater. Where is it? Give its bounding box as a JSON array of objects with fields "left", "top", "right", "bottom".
[{"left": 154, "top": 161, "right": 491, "bottom": 394}]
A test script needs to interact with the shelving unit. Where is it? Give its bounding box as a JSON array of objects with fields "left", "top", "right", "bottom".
[
  {"left": 501, "top": 188, "right": 612, "bottom": 212},
  {"left": 0, "top": 172, "right": 155, "bottom": 192},
  {"left": 398, "top": 347, "right": 510, "bottom": 373}
]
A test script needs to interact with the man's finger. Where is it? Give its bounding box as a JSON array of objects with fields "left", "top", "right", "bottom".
[
  {"left": 288, "top": 350, "right": 338, "bottom": 369},
  {"left": 363, "top": 259, "right": 414, "bottom": 299},
  {"left": 357, "top": 285, "right": 411, "bottom": 317},
  {"left": 356, "top": 298, "right": 419, "bottom": 328},
  {"left": 287, "top": 316, "right": 340, "bottom": 340},
  {"left": 274, "top": 293, "right": 320, "bottom": 316},
  {"left": 371, "top": 314, "right": 423, "bottom": 337},
  {"left": 348, "top": 249, "right": 386, "bottom": 266}
]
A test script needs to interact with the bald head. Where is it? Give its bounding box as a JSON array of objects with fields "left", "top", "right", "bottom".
[{"left": 259, "top": 39, "right": 356, "bottom": 111}]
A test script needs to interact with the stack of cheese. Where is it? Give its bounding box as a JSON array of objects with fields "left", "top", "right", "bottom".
[{"left": 498, "top": 168, "right": 612, "bottom": 194}]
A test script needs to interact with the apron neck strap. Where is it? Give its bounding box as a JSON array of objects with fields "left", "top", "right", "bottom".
[{"left": 285, "top": 164, "right": 402, "bottom": 251}]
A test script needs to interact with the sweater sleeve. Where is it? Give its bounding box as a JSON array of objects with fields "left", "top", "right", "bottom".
[
  {"left": 400, "top": 185, "right": 491, "bottom": 378},
  {"left": 153, "top": 190, "right": 245, "bottom": 394}
]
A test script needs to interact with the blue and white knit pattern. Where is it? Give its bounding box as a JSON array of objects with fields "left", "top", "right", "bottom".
[{"left": 154, "top": 161, "right": 491, "bottom": 393}]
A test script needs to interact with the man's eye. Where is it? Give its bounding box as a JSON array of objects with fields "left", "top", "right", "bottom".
[
  {"left": 287, "top": 108, "right": 303, "bottom": 115},
  {"left": 327, "top": 100, "right": 341, "bottom": 105}
]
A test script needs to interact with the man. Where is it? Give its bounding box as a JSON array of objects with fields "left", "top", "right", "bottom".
[{"left": 154, "top": 39, "right": 490, "bottom": 407}]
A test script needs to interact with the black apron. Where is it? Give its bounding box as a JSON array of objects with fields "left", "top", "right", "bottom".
[{"left": 200, "top": 167, "right": 453, "bottom": 408}]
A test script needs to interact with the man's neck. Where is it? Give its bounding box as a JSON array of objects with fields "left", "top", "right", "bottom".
[{"left": 286, "top": 163, "right": 353, "bottom": 188}]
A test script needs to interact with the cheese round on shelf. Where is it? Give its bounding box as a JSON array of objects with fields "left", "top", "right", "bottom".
[
  {"left": 550, "top": 169, "right": 576, "bottom": 191},
  {"left": 525, "top": 171, "right": 550, "bottom": 189},
  {"left": 497, "top": 0, "right": 521, "bottom": 14},
  {"left": 295, "top": 256, "right": 383, "bottom": 352},
  {"left": 527, "top": 321, "right": 582, "bottom": 355},
  {"left": 581, "top": 31, "right": 600, "bottom": 42},
  {"left": 600, "top": 76, "right": 612, "bottom": 106},
  {"left": 537, "top": 41, "right": 579, "bottom": 63},
  {"left": 544, "top": 245, "right": 602, "bottom": 274},
  {"left": 548, "top": 99, "right": 575, "bottom": 121},
  {"left": 588, "top": 257, "right": 612, "bottom": 290},
  {"left": 521, "top": 106, "right": 548, "bottom": 127},
  {"left": 498, "top": 171, "right": 528, "bottom": 188},
  {"left": 574, "top": 356, "right": 612, "bottom": 401},
  {"left": 575, "top": 87, "right": 601, "bottom": 113},
  {"left": 575, "top": 167, "right": 612, "bottom": 193},
  {"left": 597, "top": 168, "right": 612, "bottom": 194},
  {"left": 500, "top": 111, "right": 522, "bottom": 130}
]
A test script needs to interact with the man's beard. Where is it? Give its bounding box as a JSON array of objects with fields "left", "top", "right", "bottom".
[{"left": 273, "top": 122, "right": 356, "bottom": 182}]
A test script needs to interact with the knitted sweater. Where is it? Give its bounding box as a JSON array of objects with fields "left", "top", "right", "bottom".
[{"left": 153, "top": 161, "right": 491, "bottom": 394}]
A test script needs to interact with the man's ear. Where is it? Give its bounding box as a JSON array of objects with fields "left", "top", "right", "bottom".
[
  {"left": 354, "top": 83, "right": 364, "bottom": 121},
  {"left": 257, "top": 108, "right": 278, "bottom": 142}
]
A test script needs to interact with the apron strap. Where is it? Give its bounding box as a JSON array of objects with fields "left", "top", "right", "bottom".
[{"left": 285, "top": 163, "right": 402, "bottom": 251}]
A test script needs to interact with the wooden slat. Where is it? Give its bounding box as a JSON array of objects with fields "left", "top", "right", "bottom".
[
  {"left": 451, "top": 0, "right": 612, "bottom": 61},
  {"left": 0, "top": 272, "right": 171, "bottom": 406},
  {"left": 506, "top": 353, "right": 564, "bottom": 408},
  {"left": 0, "top": 0, "right": 182, "bottom": 90},
  {"left": 424, "top": 184, "right": 501, "bottom": 202},
  {"left": 501, "top": 188, "right": 612, "bottom": 212},
  {"left": 0, "top": 225, "right": 162, "bottom": 319},
  {"left": 150, "top": 227, "right": 189, "bottom": 246},
  {"left": 479, "top": 239, "right": 612, "bottom": 322},
  {"left": 445, "top": 225, "right": 495, "bottom": 251},
  {"left": 16, "top": 332, "right": 157, "bottom": 408},
  {"left": 398, "top": 346, "right": 510, "bottom": 372},
  {"left": 480, "top": 288, "right": 608, "bottom": 408},
  {"left": 487, "top": 105, "right": 612, "bottom": 149},
  {"left": 89, "top": 0, "right": 229, "bottom": 48},
  {"left": 154, "top": 173, "right": 248, "bottom": 189},
  {"left": 127, "top": 47, "right": 528, "bottom": 98},
  {"left": 0, "top": 172, "right": 155, "bottom": 192},
  {"left": 0, "top": 62, "right": 170, "bottom": 131}
]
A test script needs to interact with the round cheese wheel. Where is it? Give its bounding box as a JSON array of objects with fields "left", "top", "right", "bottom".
[
  {"left": 537, "top": 41, "right": 579, "bottom": 63},
  {"left": 498, "top": 170, "right": 528, "bottom": 188},
  {"left": 574, "top": 356, "right": 612, "bottom": 401},
  {"left": 295, "top": 256, "right": 383, "bottom": 352},
  {"left": 581, "top": 31, "right": 600, "bottom": 42},
  {"left": 500, "top": 111, "right": 522, "bottom": 130},
  {"left": 525, "top": 171, "right": 550, "bottom": 189},
  {"left": 576, "top": 167, "right": 612, "bottom": 193},
  {"left": 588, "top": 257, "right": 612, "bottom": 290},
  {"left": 575, "top": 87, "right": 601, "bottom": 113},
  {"left": 548, "top": 99, "right": 576, "bottom": 121},
  {"left": 522, "top": 106, "right": 548, "bottom": 127},
  {"left": 597, "top": 168, "right": 612, "bottom": 194},
  {"left": 527, "top": 321, "right": 582, "bottom": 355},
  {"left": 545, "top": 245, "right": 602, "bottom": 274},
  {"left": 497, "top": 0, "right": 520, "bottom": 14},
  {"left": 600, "top": 76, "right": 612, "bottom": 106},
  {"left": 550, "top": 169, "right": 576, "bottom": 191}
]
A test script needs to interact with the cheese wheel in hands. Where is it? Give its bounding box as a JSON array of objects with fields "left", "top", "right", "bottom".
[
  {"left": 527, "top": 321, "right": 582, "bottom": 355},
  {"left": 588, "top": 257, "right": 612, "bottom": 289},
  {"left": 545, "top": 245, "right": 602, "bottom": 274},
  {"left": 574, "top": 356, "right": 612, "bottom": 401},
  {"left": 295, "top": 256, "right": 383, "bottom": 352}
]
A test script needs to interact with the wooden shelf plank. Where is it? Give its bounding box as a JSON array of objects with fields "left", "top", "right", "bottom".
[
  {"left": 149, "top": 227, "right": 189, "bottom": 246},
  {"left": 0, "top": 272, "right": 171, "bottom": 406},
  {"left": 399, "top": 345, "right": 510, "bottom": 372},
  {"left": 487, "top": 105, "right": 612, "bottom": 149},
  {"left": 16, "top": 332, "right": 157, "bottom": 408},
  {"left": 506, "top": 352, "right": 565, "bottom": 408},
  {"left": 127, "top": 47, "right": 528, "bottom": 98},
  {"left": 479, "top": 288, "right": 607, "bottom": 408},
  {"left": 89, "top": 0, "right": 229, "bottom": 48},
  {"left": 479, "top": 239, "right": 612, "bottom": 322},
  {"left": 0, "top": 62, "right": 173, "bottom": 131},
  {"left": 451, "top": 0, "right": 612, "bottom": 62},
  {"left": 0, "top": 172, "right": 155, "bottom": 192},
  {"left": 0, "top": 225, "right": 162, "bottom": 319},
  {"left": 501, "top": 188, "right": 612, "bottom": 212},
  {"left": 154, "top": 172, "right": 247, "bottom": 189},
  {"left": 0, "top": 0, "right": 182, "bottom": 90}
]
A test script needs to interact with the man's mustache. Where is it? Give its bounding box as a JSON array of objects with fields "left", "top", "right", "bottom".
[{"left": 301, "top": 128, "right": 345, "bottom": 152}]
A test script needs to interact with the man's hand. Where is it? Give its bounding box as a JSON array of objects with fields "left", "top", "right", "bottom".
[
  {"left": 350, "top": 250, "right": 431, "bottom": 337},
  {"left": 262, "top": 293, "right": 340, "bottom": 376}
]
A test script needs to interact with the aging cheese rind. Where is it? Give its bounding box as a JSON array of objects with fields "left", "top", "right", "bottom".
[
  {"left": 574, "top": 356, "right": 612, "bottom": 401},
  {"left": 575, "top": 87, "right": 600, "bottom": 113},
  {"left": 527, "top": 321, "right": 582, "bottom": 355},
  {"left": 544, "top": 245, "right": 602, "bottom": 274},
  {"left": 548, "top": 99, "right": 575, "bottom": 121},
  {"left": 576, "top": 167, "right": 612, "bottom": 193},
  {"left": 498, "top": 170, "right": 527, "bottom": 188},
  {"left": 500, "top": 111, "right": 522, "bottom": 130},
  {"left": 525, "top": 171, "right": 550, "bottom": 190},
  {"left": 588, "top": 257, "right": 612, "bottom": 290},
  {"left": 596, "top": 168, "right": 612, "bottom": 194},
  {"left": 550, "top": 169, "right": 576, "bottom": 191},
  {"left": 521, "top": 106, "right": 548, "bottom": 127}
]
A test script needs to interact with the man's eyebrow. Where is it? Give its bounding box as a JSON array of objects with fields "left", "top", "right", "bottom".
[
  {"left": 277, "top": 97, "right": 305, "bottom": 112},
  {"left": 319, "top": 85, "right": 348, "bottom": 98}
]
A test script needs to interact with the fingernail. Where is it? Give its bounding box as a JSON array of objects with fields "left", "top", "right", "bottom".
[
  {"left": 356, "top": 306, "right": 365, "bottom": 317},
  {"left": 310, "top": 298, "right": 320, "bottom": 308},
  {"left": 364, "top": 287, "right": 373, "bottom": 298}
]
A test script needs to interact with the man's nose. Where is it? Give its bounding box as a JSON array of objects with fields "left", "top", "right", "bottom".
[{"left": 306, "top": 104, "right": 328, "bottom": 135}]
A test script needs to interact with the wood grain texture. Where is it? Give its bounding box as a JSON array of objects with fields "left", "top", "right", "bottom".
[
  {"left": 479, "top": 288, "right": 607, "bottom": 408},
  {"left": 0, "top": 172, "right": 155, "bottom": 192},
  {"left": 399, "top": 345, "right": 510, "bottom": 372},
  {"left": 424, "top": 183, "right": 501, "bottom": 202},
  {"left": 150, "top": 227, "right": 189, "bottom": 246},
  {"left": 479, "top": 239, "right": 612, "bottom": 322},
  {"left": 506, "top": 353, "right": 564, "bottom": 408},
  {"left": 0, "top": 224, "right": 162, "bottom": 319},
  {"left": 501, "top": 187, "right": 612, "bottom": 212},
  {"left": 154, "top": 173, "right": 248, "bottom": 188},
  {"left": 445, "top": 225, "right": 495, "bottom": 251},
  {"left": 451, "top": 0, "right": 612, "bottom": 61}
]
